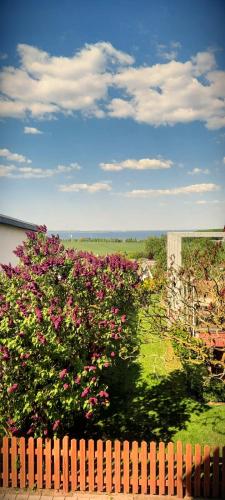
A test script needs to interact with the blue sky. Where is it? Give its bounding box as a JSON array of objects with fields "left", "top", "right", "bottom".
[{"left": 0, "top": 0, "right": 225, "bottom": 230}]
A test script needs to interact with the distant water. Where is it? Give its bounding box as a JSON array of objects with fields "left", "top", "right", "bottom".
[{"left": 49, "top": 230, "right": 167, "bottom": 240}]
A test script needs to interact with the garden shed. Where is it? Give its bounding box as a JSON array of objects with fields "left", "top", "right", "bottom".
[{"left": 0, "top": 214, "right": 38, "bottom": 266}]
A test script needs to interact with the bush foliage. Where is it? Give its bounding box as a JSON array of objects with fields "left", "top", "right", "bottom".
[{"left": 0, "top": 226, "right": 140, "bottom": 436}]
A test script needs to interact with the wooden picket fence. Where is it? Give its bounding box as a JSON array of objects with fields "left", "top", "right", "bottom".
[{"left": 0, "top": 437, "right": 225, "bottom": 498}]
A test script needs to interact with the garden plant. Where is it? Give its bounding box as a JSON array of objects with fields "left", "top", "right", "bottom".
[{"left": 0, "top": 226, "right": 140, "bottom": 437}]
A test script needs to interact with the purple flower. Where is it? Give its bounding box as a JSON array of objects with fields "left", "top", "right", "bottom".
[
  {"left": 52, "top": 419, "right": 61, "bottom": 431},
  {"left": 110, "top": 351, "right": 116, "bottom": 358},
  {"left": 7, "top": 383, "right": 18, "bottom": 394},
  {"left": 63, "top": 383, "right": 70, "bottom": 390},
  {"left": 59, "top": 368, "right": 68, "bottom": 379},
  {"left": 35, "top": 307, "right": 43, "bottom": 322},
  {"left": 89, "top": 397, "right": 98, "bottom": 406},
  {"left": 74, "top": 376, "right": 81, "bottom": 384},
  {"left": 85, "top": 411, "right": 93, "bottom": 419},
  {"left": 99, "top": 390, "right": 109, "bottom": 398},
  {"left": 81, "top": 387, "right": 90, "bottom": 398}
]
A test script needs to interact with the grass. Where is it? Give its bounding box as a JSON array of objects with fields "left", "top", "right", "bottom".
[
  {"left": 63, "top": 238, "right": 145, "bottom": 258},
  {"left": 138, "top": 316, "right": 225, "bottom": 446}
]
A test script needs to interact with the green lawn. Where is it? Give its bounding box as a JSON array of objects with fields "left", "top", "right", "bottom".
[
  {"left": 63, "top": 238, "right": 145, "bottom": 258},
  {"left": 138, "top": 319, "right": 225, "bottom": 447}
]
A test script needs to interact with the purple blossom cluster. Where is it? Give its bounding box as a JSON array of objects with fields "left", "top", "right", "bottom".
[{"left": 0, "top": 224, "right": 140, "bottom": 436}]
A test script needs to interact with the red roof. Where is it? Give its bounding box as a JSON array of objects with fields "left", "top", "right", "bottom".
[{"left": 198, "top": 332, "right": 225, "bottom": 348}]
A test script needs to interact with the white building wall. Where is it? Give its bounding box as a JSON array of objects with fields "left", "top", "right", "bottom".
[{"left": 0, "top": 224, "right": 28, "bottom": 266}]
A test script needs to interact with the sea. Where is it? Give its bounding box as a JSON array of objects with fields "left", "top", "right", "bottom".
[{"left": 48, "top": 230, "right": 168, "bottom": 240}]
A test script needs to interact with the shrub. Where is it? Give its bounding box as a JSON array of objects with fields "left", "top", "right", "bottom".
[{"left": 0, "top": 226, "right": 140, "bottom": 437}]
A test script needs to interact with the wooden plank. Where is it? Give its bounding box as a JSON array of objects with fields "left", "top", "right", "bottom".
[
  {"left": 222, "top": 446, "right": 225, "bottom": 499},
  {"left": 11, "top": 437, "right": 17, "bottom": 487},
  {"left": 203, "top": 445, "right": 210, "bottom": 498},
  {"left": 37, "top": 438, "right": 43, "bottom": 489},
  {"left": 45, "top": 438, "right": 52, "bottom": 489},
  {"left": 212, "top": 447, "right": 219, "bottom": 498},
  {"left": 53, "top": 438, "right": 60, "bottom": 490},
  {"left": 132, "top": 441, "right": 139, "bottom": 494},
  {"left": 28, "top": 437, "right": 35, "bottom": 488},
  {"left": 123, "top": 440, "right": 130, "bottom": 494},
  {"left": 194, "top": 444, "right": 201, "bottom": 498},
  {"left": 105, "top": 440, "right": 112, "bottom": 493},
  {"left": 114, "top": 440, "right": 121, "bottom": 493},
  {"left": 96, "top": 440, "right": 103, "bottom": 492},
  {"left": 168, "top": 442, "right": 174, "bottom": 496},
  {"left": 62, "top": 436, "right": 69, "bottom": 493},
  {"left": 158, "top": 442, "right": 165, "bottom": 495},
  {"left": 177, "top": 441, "right": 183, "bottom": 498},
  {"left": 19, "top": 437, "right": 26, "bottom": 488},
  {"left": 185, "top": 443, "right": 192, "bottom": 498},
  {"left": 79, "top": 439, "right": 86, "bottom": 491},
  {"left": 88, "top": 439, "right": 95, "bottom": 492},
  {"left": 71, "top": 439, "right": 77, "bottom": 491},
  {"left": 3, "top": 437, "right": 9, "bottom": 487},
  {"left": 149, "top": 441, "right": 156, "bottom": 495},
  {"left": 140, "top": 441, "right": 147, "bottom": 494}
]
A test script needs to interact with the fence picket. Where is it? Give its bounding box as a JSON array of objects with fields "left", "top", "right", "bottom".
[
  {"left": 212, "top": 447, "right": 219, "bottom": 498},
  {"left": 19, "top": 437, "right": 26, "bottom": 488},
  {"left": 62, "top": 436, "right": 69, "bottom": 493},
  {"left": 158, "top": 442, "right": 165, "bottom": 495},
  {"left": 194, "top": 444, "right": 201, "bottom": 498},
  {"left": 45, "top": 438, "right": 52, "bottom": 489},
  {"left": 88, "top": 439, "right": 95, "bottom": 492},
  {"left": 114, "top": 440, "right": 121, "bottom": 493},
  {"left": 168, "top": 442, "right": 174, "bottom": 496},
  {"left": 96, "top": 439, "right": 103, "bottom": 491},
  {"left": 140, "top": 441, "right": 147, "bottom": 494},
  {"left": 79, "top": 439, "right": 86, "bottom": 491},
  {"left": 53, "top": 438, "right": 60, "bottom": 490},
  {"left": 3, "top": 437, "right": 9, "bottom": 487},
  {"left": 222, "top": 446, "right": 225, "bottom": 499},
  {"left": 71, "top": 439, "right": 77, "bottom": 491},
  {"left": 28, "top": 437, "right": 35, "bottom": 488},
  {"left": 203, "top": 445, "right": 210, "bottom": 498},
  {"left": 105, "top": 440, "right": 112, "bottom": 493},
  {"left": 131, "top": 441, "right": 139, "bottom": 494},
  {"left": 176, "top": 441, "right": 183, "bottom": 498},
  {"left": 185, "top": 443, "right": 192, "bottom": 498},
  {"left": 123, "top": 440, "right": 130, "bottom": 494},
  {"left": 37, "top": 437, "right": 43, "bottom": 489},
  {"left": 11, "top": 437, "right": 17, "bottom": 487},
  {"left": 149, "top": 441, "right": 156, "bottom": 495}
]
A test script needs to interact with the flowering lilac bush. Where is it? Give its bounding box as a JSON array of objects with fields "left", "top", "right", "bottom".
[{"left": 0, "top": 226, "right": 140, "bottom": 436}]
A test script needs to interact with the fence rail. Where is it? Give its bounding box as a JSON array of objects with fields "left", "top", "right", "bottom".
[{"left": 0, "top": 437, "right": 225, "bottom": 498}]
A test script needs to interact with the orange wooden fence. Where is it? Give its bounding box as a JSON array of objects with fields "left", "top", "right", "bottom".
[{"left": 0, "top": 437, "right": 225, "bottom": 498}]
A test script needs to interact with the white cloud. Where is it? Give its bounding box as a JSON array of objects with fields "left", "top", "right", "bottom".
[
  {"left": 0, "top": 42, "right": 133, "bottom": 119},
  {"left": 57, "top": 163, "right": 81, "bottom": 172},
  {"left": 0, "top": 42, "right": 224, "bottom": 129},
  {"left": 24, "top": 126, "right": 43, "bottom": 134},
  {"left": 125, "top": 183, "right": 219, "bottom": 198},
  {"left": 223, "top": 157, "right": 225, "bottom": 164},
  {"left": 195, "top": 199, "right": 221, "bottom": 205},
  {"left": 59, "top": 182, "right": 112, "bottom": 193},
  {"left": 100, "top": 157, "right": 173, "bottom": 171},
  {"left": 156, "top": 41, "right": 182, "bottom": 61},
  {"left": 0, "top": 147, "right": 31, "bottom": 163},
  {"left": 0, "top": 162, "right": 82, "bottom": 178},
  {"left": 188, "top": 167, "right": 210, "bottom": 175}
]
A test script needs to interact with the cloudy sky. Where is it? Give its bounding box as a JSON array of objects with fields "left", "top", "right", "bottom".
[{"left": 0, "top": 0, "right": 225, "bottom": 230}]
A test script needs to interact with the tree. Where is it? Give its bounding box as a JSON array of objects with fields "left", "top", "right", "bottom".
[{"left": 0, "top": 226, "right": 140, "bottom": 436}]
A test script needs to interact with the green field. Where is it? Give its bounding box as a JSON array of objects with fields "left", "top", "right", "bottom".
[
  {"left": 63, "top": 238, "right": 145, "bottom": 257},
  {"left": 139, "top": 333, "right": 225, "bottom": 446},
  {"left": 96, "top": 313, "right": 225, "bottom": 446}
]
